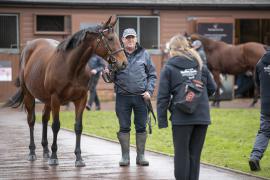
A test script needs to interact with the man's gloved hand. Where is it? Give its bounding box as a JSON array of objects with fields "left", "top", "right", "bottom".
[{"left": 142, "top": 91, "right": 151, "bottom": 101}]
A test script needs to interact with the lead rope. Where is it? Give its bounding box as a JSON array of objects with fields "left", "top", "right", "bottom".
[{"left": 101, "top": 69, "right": 156, "bottom": 134}]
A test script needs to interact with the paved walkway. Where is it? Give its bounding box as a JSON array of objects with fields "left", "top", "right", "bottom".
[{"left": 0, "top": 108, "right": 265, "bottom": 180}]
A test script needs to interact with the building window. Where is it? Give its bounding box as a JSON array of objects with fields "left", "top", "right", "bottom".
[
  {"left": 118, "top": 16, "right": 160, "bottom": 50},
  {"left": 34, "top": 15, "right": 71, "bottom": 35},
  {"left": 0, "top": 14, "right": 19, "bottom": 53}
]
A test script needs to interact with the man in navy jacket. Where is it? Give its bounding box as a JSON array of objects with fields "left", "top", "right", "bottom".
[{"left": 113, "top": 28, "right": 157, "bottom": 166}]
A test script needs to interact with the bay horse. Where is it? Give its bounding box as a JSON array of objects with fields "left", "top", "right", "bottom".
[
  {"left": 3, "top": 16, "right": 127, "bottom": 167},
  {"left": 190, "top": 34, "right": 266, "bottom": 107}
]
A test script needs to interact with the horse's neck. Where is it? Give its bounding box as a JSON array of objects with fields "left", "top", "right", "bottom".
[
  {"left": 67, "top": 43, "right": 93, "bottom": 79},
  {"left": 201, "top": 37, "right": 226, "bottom": 52}
]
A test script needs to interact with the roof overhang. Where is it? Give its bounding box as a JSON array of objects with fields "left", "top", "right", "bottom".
[{"left": 1, "top": 1, "right": 270, "bottom": 10}]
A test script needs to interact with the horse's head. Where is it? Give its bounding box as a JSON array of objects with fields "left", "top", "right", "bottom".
[{"left": 93, "top": 16, "right": 128, "bottom": 71}]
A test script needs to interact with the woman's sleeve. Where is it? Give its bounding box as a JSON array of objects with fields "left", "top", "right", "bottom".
[
  {"left": 204, "top": 66, "right": 217, "bottom": 96},
  {"left": 157, "top": 66, "right": 171, "bottom": 129}
]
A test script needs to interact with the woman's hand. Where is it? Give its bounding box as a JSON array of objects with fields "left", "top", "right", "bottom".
[
  {"left": 192, "top": 80, "right": 203, "bottom": 88},
  {"left": 185, "top": 91, "right": 195, "bottom": 102}
]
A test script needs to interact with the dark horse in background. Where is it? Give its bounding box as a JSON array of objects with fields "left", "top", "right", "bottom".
[
  {"left": 3, "top": 16, "right": 127, "bottom": 167},
  {"left": 190, "top": 34, "right": 266, "bottom": 107}
]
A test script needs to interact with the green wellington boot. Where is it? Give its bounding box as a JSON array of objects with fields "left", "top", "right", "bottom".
[
  {"left": 117, "top": 132, "right": 130, "bottom": 166},
  {"left": 136, "top": 132, "right": 149, "bottom": 166}
]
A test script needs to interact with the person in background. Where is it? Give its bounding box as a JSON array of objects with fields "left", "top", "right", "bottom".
[
  {"left": 249, "top": 50, "right": 270, "bottom": 171},
  {"left": 86, "top": 54, "right": 105, "bottom": 111},
  {"left": 157, "top": 34, "right": 216, "bottom": 180},
  {"left": 192, "top": 40, "right": 207, "bottom": 65},
  {"left": 106, "top": 28, "right": 157, "bottom": 166},
  {"left": 235, "top": 71, "right": 254, "bottom": 98}
]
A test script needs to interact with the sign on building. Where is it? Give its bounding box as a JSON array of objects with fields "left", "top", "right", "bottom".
[
  {"left": 0, "top": 61, "right": 12, "bottom": 81},
  {"left": 197, "top": 23, "right": 233, "bottom": 44}
]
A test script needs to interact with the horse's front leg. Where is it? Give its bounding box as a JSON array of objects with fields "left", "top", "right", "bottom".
[
  {"left": 41, "top": 104, "right": 51, "bottom": 159},
  {"left": 48, "top": 95, "right": 61, "bottom": 166},
  {"left": 73, "top": 95, "right": 87, "bottom": 167},
  {"left": 24, "top": 93, "right": 36, "bottom": 161}
]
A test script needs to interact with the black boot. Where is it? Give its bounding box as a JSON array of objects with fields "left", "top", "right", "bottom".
[
  {"left": 249, "top": 159, "right": 261, "bottom": 171},
  {"left": 136, "top": 132, "right": 149, "bottom": 166},
  {"left": 117, "top": 132, "right": 130, "bottom": 166}
]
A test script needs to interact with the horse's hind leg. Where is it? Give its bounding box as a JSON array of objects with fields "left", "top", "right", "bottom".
[
  {"left": 214, "top": 89, "right": 221, "bottom": 108},
  {"left": 211, "top": 71, "right": 221, "bottom": 108},
  {"left": 73, "top": 95, "right": 87, "bottom": 167},
  {"left": 41, "top": 104, "right": 51, "bottom": 159},
  {"left": 24, "top": 93, "right": 36, "bottom": 161},
  {"left": 250, "top": 84, "right": 259, "bottom": 107},
  {"left": 48, "top": 95, "right": 60, "bottom": 166}
]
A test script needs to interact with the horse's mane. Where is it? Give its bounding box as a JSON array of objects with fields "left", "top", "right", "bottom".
[{"left": 57, "top": 24, "right": 103, "bottom": 51}]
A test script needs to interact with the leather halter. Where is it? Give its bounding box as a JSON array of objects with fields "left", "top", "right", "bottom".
[{"left": 95, "top": 28, "right": 124, "bottom": 67}]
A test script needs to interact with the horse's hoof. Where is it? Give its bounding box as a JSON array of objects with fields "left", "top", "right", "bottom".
[
  {"left": 75, "top": 160, "right": 85, "bottom": 167},
  {"left": 48, "top": 158, "right": 59, "bottom": 166},
  {"left": 43, "top": 152, "right": 50, "bottom": 159},
  {"left": 27, "top": 154, "right": 37, "bottom": 161}
]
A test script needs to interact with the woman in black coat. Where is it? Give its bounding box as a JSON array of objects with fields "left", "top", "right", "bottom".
[{"left": 157, "top": 34, "right": 216, "bottom": 180}]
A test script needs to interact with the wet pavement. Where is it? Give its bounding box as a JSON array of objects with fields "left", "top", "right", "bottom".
[{"left": 0, "top": 108, "right": 266, "bottom": 180}]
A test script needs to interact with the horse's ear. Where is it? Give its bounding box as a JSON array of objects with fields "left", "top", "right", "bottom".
[
  {"left": 111, "top": 17, "right": 118, "bottom": 28},
  {"left": 183, "top": 32, "right": 190, "bottom": 38},
  {"left": 103, "top": 16, "right": 112, "bottom": 28}
]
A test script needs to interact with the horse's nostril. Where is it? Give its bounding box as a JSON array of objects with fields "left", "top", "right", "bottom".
[{"left": 119, "top": 61, "right": 127, "bottom": 70}]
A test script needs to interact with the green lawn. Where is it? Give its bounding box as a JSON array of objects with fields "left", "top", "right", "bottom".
[{"left": 37, "top": 108, "right": 270, "bottom": 178}]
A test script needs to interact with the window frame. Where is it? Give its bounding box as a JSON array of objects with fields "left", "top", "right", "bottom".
[
  {"left": 34, "top": 14, "right": 71, "bottom": 35},
  {"left": 0, "top": 14, "right": 19, "bottom": 54},
  {"left": 117, "top": 15, "right": 160, "bottom": 53}
]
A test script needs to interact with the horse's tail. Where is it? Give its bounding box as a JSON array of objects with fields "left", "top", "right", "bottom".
[
  {"left": 2, "top": 84, "right": 24, "bottom": 108},
  {"left": 2, "top": 47, "right": 27, "bottom": 108},
  {"left": 14, "top": 76, "right": 20, "bottom": 87}
]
